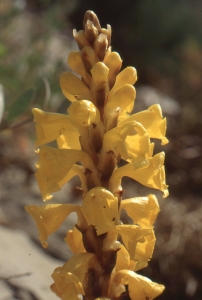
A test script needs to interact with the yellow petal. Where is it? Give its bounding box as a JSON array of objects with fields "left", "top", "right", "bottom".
[
  {"left": 57, "top": 130, "right": 81, "bottom": 150},
  {"left": 132, "top": 152, "right": 169, "bottom": 197},
  {"left": 111, "top": 270, "right": 165, "bottom": 300},
  {"left": 121, "top": 194, "right": 160, "bottom": 227},
  {"left": 90, "top": 62, "right": 109, "bottom": 107},
  {"left": 65, "top": 226, "right": 86, "bottom": 254},
  {"left": 115, "top": 225, "right": 152, "bottom": 261},
  {"left": 80, "top": 46, "right": 99, "bottom": 74},
  {"left": 101, "top": 121, "right": 150, "bottom": 164},
  {"left": 51, "top": 269, "right": 84, "bottom": 300},
  {"left": 68, "top": 100, "right": 100, "bottom": 127},
  {"left": 104, "top": 84, "right": 136, "bottom": 130},
  {"left": 119, "top": 104, "right": 168, "bottom": 145},
  {"left": 80, "top": 187, "right": 119, "bottom": 235},
  {"left": 67, "top": 51, "right": 91, "bottom": 86},
  {"left": 119, "top": 121, "right": 150, "bottom": 162},
  {"left": 58, "top": 164, "right": 88, "bottom": 196},
  {"left": 109, "top": 152, "right": 169, "bottom": 197},
  {"left": 135, "top": 230, "right": 156, "bottom": 271},
  {"left": 51, "top": 276, "right": 81, "bottom": 300},
  {"left": 25, "top": 204, "right": 79, "bottom": 248},
  {"left": 104, "top": 51, "right": 122, "bottom": 88},
  {"left": 108, "top": 66, "right": 137, "bottom": 99},
  {"left": 51, "top": 253, "right": 101, "bottom": 299},
  {"left": 32, "top": 108, "right": 80, "bottom": 149},
  {"left": 60, "top": 72, "right": 92, "bottom": 102},
  {"left": 35, "top": 146, "right": 98, "bottom": 200},
  {"left": 115, "top": 244, "right": 131, "bottom": 273}
]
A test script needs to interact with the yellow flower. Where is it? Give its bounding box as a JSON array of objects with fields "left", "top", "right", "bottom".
[
  {"left": 115, "top": 224, "right": 152, "bottom": 262},
  {"left": 51, "top": 252, "right": 104, "bottom": 300},
  {"left": 81, "top": 187, "right": 119, "bottom": 235},
  {"left": 110, "top": 270, "right": 165, "bottom": 300},
  {"left": 51, "top": 253, "right": 101, "bottom": 300},
  {"left": 109, "top": 152, "right": 168, "bottom": 197},
  {"left": 27, "top": 10, "right": 169, "bottom": 300},
  {"left": 65, "top": 226, "right": 86, "bottom": 254},
  {"left": 32, "top": 108, "right": 80, "bottom": 149},
  {"left": 25, "top": 203, "right": 80, "bottom": 247},
  {"left": 34, "top": 146, "right": 100, "bottom": 200},
  {"left": 121, "top": 194, "right": 160, "bottom": 227},
  {"left": 60, "top": 71, "right": 93, "bottom": 102},
  {"left": 118, "top": 104, "right": 168, "bottom": 145}
]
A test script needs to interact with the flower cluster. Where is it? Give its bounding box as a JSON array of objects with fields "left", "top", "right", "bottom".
[{"left": 26, "top": 11, "right": 168, "bottom": 300}]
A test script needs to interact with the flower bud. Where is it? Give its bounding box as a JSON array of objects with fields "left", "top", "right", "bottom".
[
  {"left": 84, "top": 20, "right": 99, "bottom": 44},
  {"left": 68, "top": 100, "right": 100, "bottom": 127},
  {"left": 81, "top": 46, "right": 99, "bottom": 74},
  {"left": 94, "top": 33, "right": 108, "bottom": 61},
  {"left": 104, "top": 52, "right": 122, "bottom": 89},
  {"left": 101, "top": 24, "right": 112, "bottom": 47},
  {"left": 90, "top": 62, "right": 109, "bottom": 108},
  {"left": 73, "top": 29, "right": 91, "bottom": 50},
  {"left": 83, "top": 11, "right": 102, "bottom": 33},
  {"left": 67, "top": 51, "right": 91, "bottom": 87}
]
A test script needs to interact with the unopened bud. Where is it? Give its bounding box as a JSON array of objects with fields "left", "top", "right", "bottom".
[
  {"left": 73, "top": 29, "right": 91, "bottom": 50},
  {"left": 101, "top": 24, "right": 112, "bottom": 47},
  {"left": 94, "top": 33, "right": 108, "bottom": 61},
  {"left": 84, "top": 20, "right": 99, "bottom": 44},
  {"left": 83, "top": 10, "right": 102, "bottom": 33},
  {"left": 104, "top": 52, "right": 122, "bottom": 89},
  {"left": 81, "top": 46, "right": 99, "bottom": 74},
  {"left": 90, "top": 62, "right": 109, "bottom": 108}
]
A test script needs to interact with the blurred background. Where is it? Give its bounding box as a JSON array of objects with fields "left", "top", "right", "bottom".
[{"left": 0, "top": 0, "right": 202, "bottom": 299}]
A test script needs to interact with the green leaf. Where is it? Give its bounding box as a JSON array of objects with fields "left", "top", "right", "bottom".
[{"left": 7, "top": 89, "right": 34, "bottom": 122}]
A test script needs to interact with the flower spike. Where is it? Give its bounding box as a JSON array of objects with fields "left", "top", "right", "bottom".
[{"left": 27, "top": 10, "right": 169, "bottom": 300}]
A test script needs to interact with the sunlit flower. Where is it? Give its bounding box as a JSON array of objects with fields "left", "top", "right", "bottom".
[
  {"left": 51, "top": 253, "right": 102, "bottom": 300},
  {"left": 25, "top": 203, "right": 81, "bottom": 248},
  {"left": 26, "top": 10, "right": 169, "bottom": 300},
  {"left": 110, "top": 270, "right": 165, "bottom": 300}
]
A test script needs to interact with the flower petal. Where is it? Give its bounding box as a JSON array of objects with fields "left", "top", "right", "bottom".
[
  {"left": 90, "top": 62, "right": 109, "bottom": 107},
  {"left": 58, "top": 164, "right": 88, "bottom": 196},
  {"left": 100, "top": 121, "right": 150, "bottom": 170},
  {"left": 104, "top": 52, "right": 122, "bottom": 88},
  {"left": 60, "top": 72, "right": 92, "bottom": 102},
  {"left": 32, "top": 108, "right": 80, "bottom": 149},
  {"left": 109, "top": 152, "right": 169, "bottom": 197},
  {"left": 111, "top": 270, "right": 165, "bottom": 300},
  {"left": 80, "top": 46, "right": 100, "bottom": 73},
  {"left": 121, "top": 194, "right": 160, "bottom": 227},
  {"left": 68, "top": 100, "right": 100, "bottom": 127},
  {"left": 68, "top": 51, "right": 91, "bottom": 86},
  {"left": 108, "top": 66, "right": 137, "bottom": 99},
  {"left": 51, "top": 253, "right": 102, "bottom": 299},
  {"left": 80, "top": 187, "right": 119, "bottom": 235},
  {"left": 73, "top": 29, "right": 91, "bottom": 50},
  {"left": 115, "top": 225, "right": 152, "bottom": 261},
  {"left": 135, "top": 230, "right": 156, "bottom": 271},
  {"left": 119, "top": 104, "right": 168, "bottom": 145},
  {"left": 65, "top": 226, "right": 86, "bottom": 254},
  {"left": 115, "top": 244, "right": 131, "bottom": 273},
  {"left": 25, "top": 204, "right": 79, "bottom": 248},
  {"left": 104, "top": 84, "right": 136, "bottom": 130},
  {"left": 35, "top": 146, "right": 99, "bottom": 200}
]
